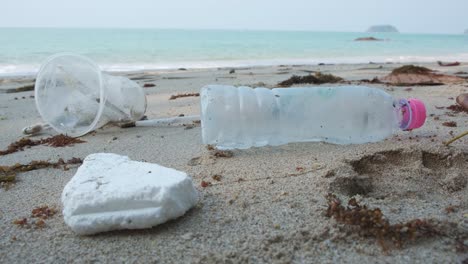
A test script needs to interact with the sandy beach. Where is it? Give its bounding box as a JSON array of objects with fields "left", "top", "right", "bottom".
[{"left": 0, "top": 62, "right": 467, "bottom": 263}]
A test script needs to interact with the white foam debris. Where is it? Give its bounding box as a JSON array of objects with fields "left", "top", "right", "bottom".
[{"left": 61, "top": 153, "right": 198, "bottom": 235}]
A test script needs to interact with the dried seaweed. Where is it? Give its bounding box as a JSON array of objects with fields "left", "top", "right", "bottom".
[
  {"left": 212, "top": 150, "right": 234, "bottom": 158},
  {"left": 13, "top": 205, "right": 58, "bottom": 229},
  {"left": 447, "top": 104, "right": 468, "bottom": 113},
  {"left": 0, "top": 135, "right": 85, "bottom": 156},
  {"left": 0, "top": 158, "right": 82, "bottom": 176},
  {"left": 169, "top": 93, "right": 200, "bottom": 100},
  {"left": 0, "top": 170, "right": 16, "bottom": 183},
  {"left": 31, "top": 206, "right": 57, "bottom": 219},
  {"left": 391, "top": 65, "right": 433, "bottom": 75},
  {"left": 325, "top": 193, "right": 439, "bottom": 250},
  {"left": 0, "top": 138, "right": 42, "bottom": 156},
  {"left": 277, "top": 72, "right": 343, "bottom": 87}
]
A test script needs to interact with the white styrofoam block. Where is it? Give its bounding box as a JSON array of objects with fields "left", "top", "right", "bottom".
[{"left": 62, "top": 153, "right": 198, "bottom": 235}]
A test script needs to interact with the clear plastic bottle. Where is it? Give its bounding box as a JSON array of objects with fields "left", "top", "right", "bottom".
[{"left": 200, "top": 85, "right": 426, "bottom": 149}]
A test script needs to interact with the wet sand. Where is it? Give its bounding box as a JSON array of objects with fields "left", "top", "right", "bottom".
[{"left": 0, "top": 62, "right": 467, "bottom": 263}]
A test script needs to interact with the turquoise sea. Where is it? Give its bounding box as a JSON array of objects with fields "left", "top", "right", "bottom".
[{"left": 1, "top": 28, "right": 467, "bottom": 75}]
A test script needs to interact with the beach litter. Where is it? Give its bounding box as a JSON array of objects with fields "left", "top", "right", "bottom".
[
  {"left": 380, "top": 65, "right": 464, "bottom": 86},
  {"left": 61, "top": 153, "right": 198, "bottom": 235},
  {"left": 25, "top": 53, "right": 202, "bottom": 136},
  {"left": 32, "top": 53, "right": 147, "bottom": 137}
]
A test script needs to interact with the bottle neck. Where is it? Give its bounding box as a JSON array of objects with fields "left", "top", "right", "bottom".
[{"left": 395, "top": 98, "right": 412, "bottom": 131}]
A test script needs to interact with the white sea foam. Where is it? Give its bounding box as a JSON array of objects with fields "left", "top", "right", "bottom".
[{"left": 2, "top": 53, "right": 468, "bottom": 77}]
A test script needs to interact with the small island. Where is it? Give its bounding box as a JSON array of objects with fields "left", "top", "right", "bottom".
[{"left": 366, "top": 25, "right": 399, "bottom": 33}]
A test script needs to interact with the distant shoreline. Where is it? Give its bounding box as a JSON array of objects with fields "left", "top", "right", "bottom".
[{"left": 1, "top": 58, "right": 467, "bottom": 77}]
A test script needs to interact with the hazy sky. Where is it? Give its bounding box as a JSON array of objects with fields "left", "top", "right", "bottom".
[{"left": 2, "top": 0, "right": 467, "bottom": 34}]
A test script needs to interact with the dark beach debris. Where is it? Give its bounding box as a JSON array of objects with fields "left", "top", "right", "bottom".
[
  {"left": 358, "top": 66, "right": 384, "bottom": 70},
  {"left": 359, "top": 77, "right": 382, "bottom": 84},
  {"left": 13, "top": 205, "right": 57, "bottom": 229},
  {"left": 277, "top": 72, "right": 343, "bottom": 87},
  {"left": 0, "top": 138, "right": 42, "bottom": 156},
  {"left": 354, "top": 37, "right": 383, "bottom": 41},
  {"left": 178, "top": 68, "right": 187, "bottom": 71},
  {"left": 183, "top": 124, "right": 195, "bottom": 130},
  {"left": 118, "top": 121, "right": 136, "bottom": 128},
  {"left": 325, "top": 193, "right": 440, "bottom": 251},
  {"left": 212, "top": 149, "right": 234, "bottom": 158},
  {"left": 41, "top": 134, "right": 85, "bottom": 148},
  {"left": 13, "top": 218, "right": 28, "bottom": 227},
  {"left": 0, "top": 135, "right": 85, "bottom": 156},
  {"left": 380, "top": 65, "right": 464, "bottom": 86},
  {"left": 169, "top": 92, "right": 200, "bottom": 100},
  {"left": 447, "top": 104, "right": 468, "bottom": 113},
  {"left": 391, "top": 65, "right": 433, "bottom": 75},
  {"left": 162, "top": 76, "right": 194, "bottom": 80},
  {"left": 118, "top": 115, "right": 147, "bottom": 128},
  {"left": 31, "top": 205, "right": 57, "bottom": 219},
  {"left": 442, "top": 121, "right": 457, "bottom": 127},
  {"left": 229, "top": 69, "right": 236, "bottom": 74},
  {"left": 0, "top": 157, "right": 82, "bottom": 176},
  {"left": 212, "top": 174, "right": 222, "bottom": 181},
  {"left": 201, "top": 180, "right": 212, "bottom": 188},
  {"left": 0, "top": 167, "right": 16, "bottom": 183},
  {"left": 445, "top": 205, "right": 459, "bottom": 214},
  {"left": 437, "top": 61, "right": 461, "bottom": 67},
  {"left": 0, "top": 83, "right": 35, "bottom": 94},
  {"left": 143, "top": 83, "right": 156, "bottom": 88}
]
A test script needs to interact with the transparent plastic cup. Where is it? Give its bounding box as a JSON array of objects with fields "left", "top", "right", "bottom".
[{"left": 34, "top": 53, "right": 147, "bottom": 137}]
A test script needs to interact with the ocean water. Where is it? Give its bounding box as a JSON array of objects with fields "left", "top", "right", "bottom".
[{"left": 1, "top": 28, "right": 467, "bottom": 75}]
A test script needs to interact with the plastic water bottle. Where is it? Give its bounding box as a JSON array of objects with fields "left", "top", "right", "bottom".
[{"left": 200, "top": 85, "right": 426, "bottom": 149}]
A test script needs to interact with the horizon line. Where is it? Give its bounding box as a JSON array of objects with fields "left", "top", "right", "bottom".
[{"left": 0, "top": 26, "right": 465, "bottom": 35}]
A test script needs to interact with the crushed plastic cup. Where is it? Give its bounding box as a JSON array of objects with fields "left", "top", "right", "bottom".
[{"left": 34, "top": 53, "right": 147, "bottom": 137}]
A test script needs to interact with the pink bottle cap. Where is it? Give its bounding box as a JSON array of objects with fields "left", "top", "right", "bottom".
[{"left": 400, "top": 98, "right": 426, "bottom": 131}]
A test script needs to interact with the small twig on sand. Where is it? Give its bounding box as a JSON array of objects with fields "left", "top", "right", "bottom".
[{"left": 444, "top": 131, "right": 468, "bottom": 146}]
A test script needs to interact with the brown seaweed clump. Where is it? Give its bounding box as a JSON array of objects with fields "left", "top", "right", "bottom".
[
  {"left": 31, "top": 206, "right": 57, "bottom": 219},
  {"left": 390, "top": 65, "right": 433, "bottom": 75},
  {"left": 380, "top": 65, "right": 464, "bottom": 86},
  {"left": 325, "top": 194, "right": 438, "bottom": 251},
  {"left": 0, "top": 135, "right": 85, "bottom": 156},
  {"left": 277, "top": 72, "right": 343, "bottom": 87},
  {"left": 447, "top": 104, "right": 468, "bottom": 113},
  {"left": 13, "top": 205, "right": 58, "bottom": 229},
  {"left": 169, "top": 93, "right": 200, "bottom": 100},
  {"left": 0, "top": 158, "right": 82, "bottom": 175}
]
